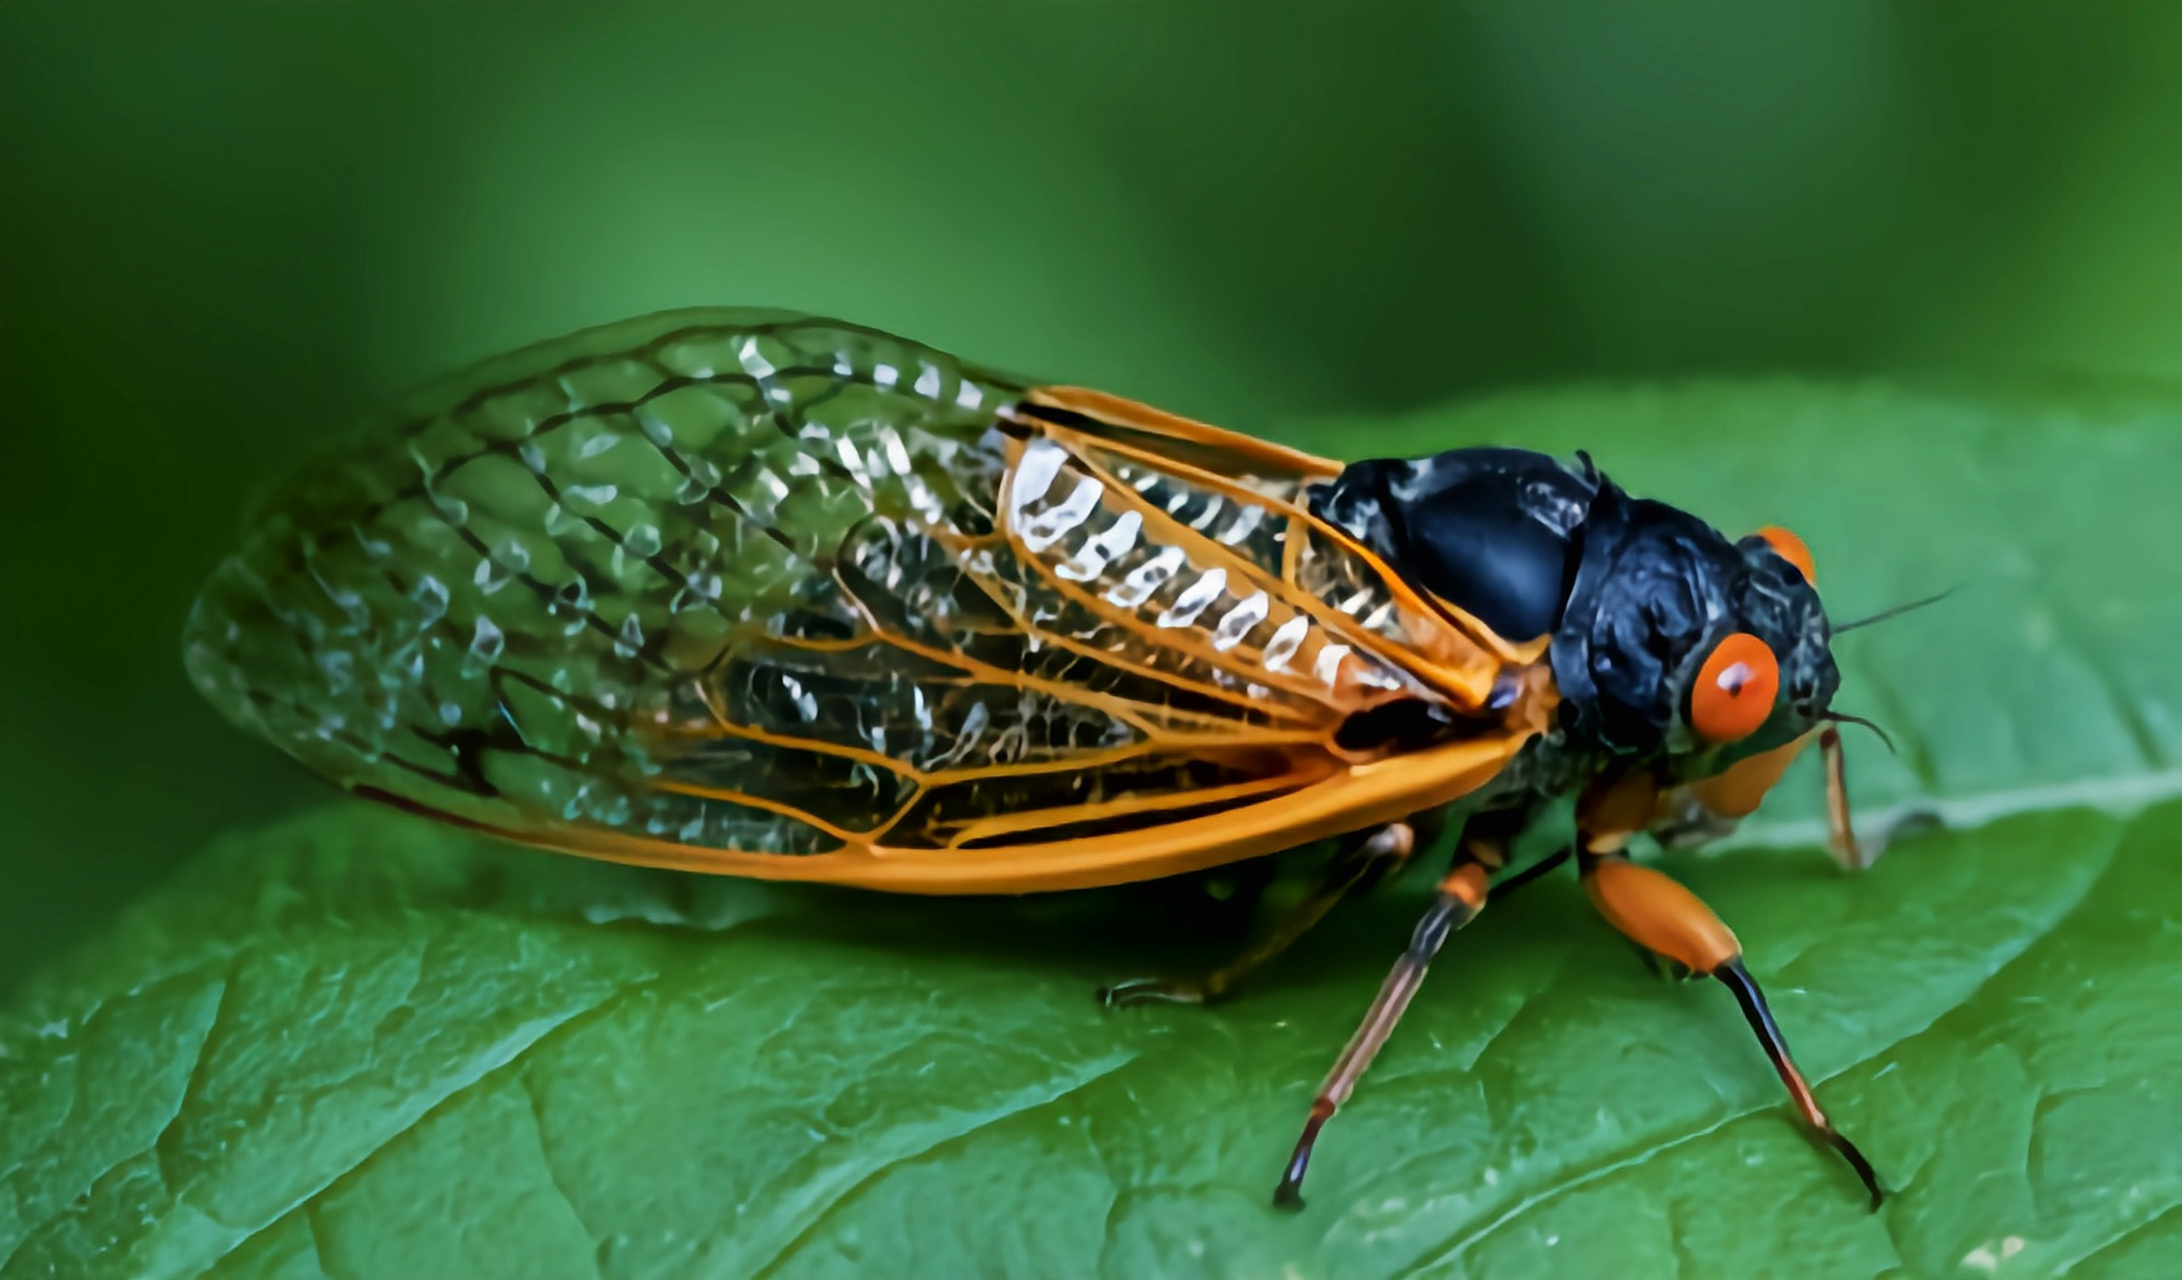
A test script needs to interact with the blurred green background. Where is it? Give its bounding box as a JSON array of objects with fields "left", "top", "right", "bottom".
[{"left": 6, "top": 0, "right": 2182, "bottom": 991}]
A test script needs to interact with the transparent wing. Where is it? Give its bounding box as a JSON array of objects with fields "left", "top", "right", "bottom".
[{"left": 188, "top": 310, "right": 1540, "bottom": 888}]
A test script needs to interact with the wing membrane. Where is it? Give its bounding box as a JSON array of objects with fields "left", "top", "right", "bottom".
[{"left": 188, "top": 310, "right": 1542, "bottom": 890}]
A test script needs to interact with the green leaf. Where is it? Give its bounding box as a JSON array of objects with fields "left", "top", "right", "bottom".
[{"left": 7, "top": 381, "right": 2179, "bottom": 1279}]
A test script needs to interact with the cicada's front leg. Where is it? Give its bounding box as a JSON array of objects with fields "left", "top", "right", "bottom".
[
  {"left": 1576, "top": 770, "right": 1885, "bottom": 1207},
  {"left": 1654, "top": 727, "right": 1866, "bottom": 869},
  {"left": 1651, "top": 734, "right": 1811, "bottom": 850},
  {"left": 1100, "top": 811, "right": 1442, "bottom": 1009}
]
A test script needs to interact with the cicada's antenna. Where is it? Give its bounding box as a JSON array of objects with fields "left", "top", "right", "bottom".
[
  {"left": 1830, "top": 587, "right": 1954, "bottom": 634},
  {"left": 1822, "top": 711, "right": 1895, "bottom": 755}
]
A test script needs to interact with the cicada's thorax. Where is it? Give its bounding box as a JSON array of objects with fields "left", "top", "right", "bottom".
[
  {"left": 1307, "top": 447, "right": 1599, "bottom": 805},
  {"left": 1308, "top": 448, "right": 1599, "bottom": 647}
]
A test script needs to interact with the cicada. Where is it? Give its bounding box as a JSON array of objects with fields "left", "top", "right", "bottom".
[{"left": 187, "top": 309, "right": 1892, "bottom": 1208}]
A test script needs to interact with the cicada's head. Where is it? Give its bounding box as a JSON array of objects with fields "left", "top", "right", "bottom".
[{"left": 1551, "top": 481, "right": 1836, "bottom": 776}]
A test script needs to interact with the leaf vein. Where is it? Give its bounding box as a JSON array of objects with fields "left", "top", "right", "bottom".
[
  {"left": 739, "top": 1049, "right": 1138, "bottom": 1280},
  {"left": 517, "top": 1068, "right": 607, "bottom": 1280},
  {"left": 2058, "top": 1199, "right": 2182, "bottom": 1276},
  {"left": 189, "top": 973, "right": 662, "bottom": 1278}
]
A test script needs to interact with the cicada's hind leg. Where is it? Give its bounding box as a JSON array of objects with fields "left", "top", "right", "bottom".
[
  {"left": 1576, "top": 770, "right": 1886, "bottom": 1208},
  {"left": 1099, "top": 812, "right": 1442, "bottom": 1009},
  {"left": 1269, "top": 811, "right": 1522, "bottom": 1209}
]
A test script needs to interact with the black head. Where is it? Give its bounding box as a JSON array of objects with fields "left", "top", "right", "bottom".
[{"left": 1552, "top": 479, "right": 1837, "bottom": 769}]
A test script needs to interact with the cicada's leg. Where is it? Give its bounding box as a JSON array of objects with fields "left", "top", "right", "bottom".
[
  {"left": 1653, "top": 732, "right": 1813, "bottom": 851},
  {"left": 1099, "top": 816, "right": 1430, "bottom": 1009},
  {"left": 1657, "top": 728, "right": 1870, "bottom": 870},
  {"left": 1575, "top": 774, "right": 1885, "bottom": 1208},
  {"left": 1817, "top": 725, "right": 1867, "bottom": 869},
  {"left": 1476, "top": 802, "right": 1570, "bottom": 903},
  {"left": 1271, "top": 850, "right": 1494, "bottom": 1209}
]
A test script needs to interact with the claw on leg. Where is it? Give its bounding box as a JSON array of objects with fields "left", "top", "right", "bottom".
[{"left": 1096, "top": 976, "right": 1209, "bottom": 1008}]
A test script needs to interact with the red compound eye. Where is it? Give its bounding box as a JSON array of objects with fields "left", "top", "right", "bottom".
[
  {"left": 1692, "top": 632, "right": 1779, "bottom": 743},
  {"left": 1755, "top": 525, "right": 1816, "bottom": 586}
]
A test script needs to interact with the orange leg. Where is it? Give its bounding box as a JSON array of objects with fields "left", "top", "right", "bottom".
[
  {"left": 1660, "top": 728, "right": 1869, "bottom": 869},
  {"left": 1578, "top": 773, "right": 1883, "bottom": 1206},
  {"left": 1654, "top": 733, "right": 1810, "bottom": 851},
  {"left": 1690, "top": 734, "right": 1812, "bottom": 820},
  {"left": 1818, "top": 725, "right": 1866, "bottom": 869}
]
